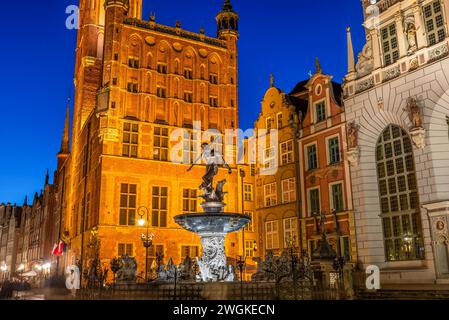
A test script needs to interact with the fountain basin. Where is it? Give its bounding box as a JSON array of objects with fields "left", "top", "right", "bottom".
[
  {"left": 174, "top": 213, "right": 250, "bottom": 235},
  {"left": 174, "top": 212, "right": 251, "bottom": 282}
]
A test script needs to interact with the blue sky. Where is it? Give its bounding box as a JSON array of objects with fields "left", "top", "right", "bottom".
[{"left": 0, "top": 0, "right": 365, "bottom": 204}]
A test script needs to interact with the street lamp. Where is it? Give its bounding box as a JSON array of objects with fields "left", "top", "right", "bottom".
[
  {"left": 138, "top": 206, "right": 155, "bottom": 283},
  {"left": 236, "top": 255, "right": 245, "bottom": 300}
]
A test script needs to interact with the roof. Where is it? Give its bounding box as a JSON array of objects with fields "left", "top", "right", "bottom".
[
  {"left": 289, "top": 80, "right": 309, "bottom": 95},
  {"left": 285, "top": 95, "right": 309, "bottom": 116},
  {"left": 289, "top": 79, "right": 343, "bottom": 106},
  {"left": 331, "top": 81, "right": 343, "bottom": 105}
]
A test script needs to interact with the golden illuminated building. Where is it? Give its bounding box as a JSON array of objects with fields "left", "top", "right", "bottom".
[{"left": 55, "top": 0, "right": 257, "bottom": 278}]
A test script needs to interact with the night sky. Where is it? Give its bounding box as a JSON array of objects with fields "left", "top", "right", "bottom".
[{"left": 0, "top": 0, "right": 365, "bottom": 204}]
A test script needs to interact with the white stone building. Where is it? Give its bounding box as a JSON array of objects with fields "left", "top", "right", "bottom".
[{"left": 343, "top": 0, "right": 449, "bottom": 285}]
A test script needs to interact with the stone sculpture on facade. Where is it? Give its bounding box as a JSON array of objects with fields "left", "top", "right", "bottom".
[
  {"left": 405, "top": 20, "right": 418, "bottom": 54},
  {"left": 355, "top": 39, "right": 374, "bottom": 78},
  {"left": 346, "top": 121, "right": 360, "bottom": 166},
  {"left": 405, "top": 97, "right": 426, "bottom": 149}
]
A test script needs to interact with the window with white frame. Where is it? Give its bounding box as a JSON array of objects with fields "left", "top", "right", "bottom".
[
  {"left": 244, "top": 184, "right": 253, "bottom": 201},
  {"left": 280, "top": 140, "right": 294, "bottom": 165},
  {"left": 376, "top": 125, "right": 424, "bottom": 262},
  {"left": 283, "top": 217, "right": 298, "bottom": 247},
  {"left": 381, "top": 23, "right": 399, "bottom": 66},
  {"left": 306, "top": 144, "right": 318, "bottom": 170},
  {"left": 264, "top": 183, "right": 277, "bottom": 207},
  {"left": 263, "top": 146, "right": 276, "bottom": 169},
  {"left": 277, "top": 112, "right": 283, "bottom": 129},
  {"left": 266, "top": 220, "right": 279, "bottom": 250},
  {"left": 330, "top": 183, "right": 344, "bottom": 212},
  {"left": 266, "top": 117, "right": 272, "bottom": 132},
  {"left": 424, "top": 0, "right": 446, "bottom": 46},
  {"left": 244, "top": 211, "right": 254, "bottom": 232},
  {"left": 328, "top": 137, "right": 341, "bottom": 164},
  {"left": 315, "top": 102, "right": 326, "bottom": 123},
  {"left": 245, "top": 240, "right": 256, "bottom": 257},
  {"left": 281, "top": 178, "right": 296, "bottom": 203},
  {"left": 309, "top": 188, "right": 320, "bottom": 215}
]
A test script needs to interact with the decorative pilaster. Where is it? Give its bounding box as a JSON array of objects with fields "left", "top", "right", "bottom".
[
  {"left": 412, "top": 3, "right": 427, "bottom": 49},
  {"left": 395, "top": 13, "right": 407, "bottom": 58},
  {"left": 369, "top": 28, "right": 382, "bottom": 70}
]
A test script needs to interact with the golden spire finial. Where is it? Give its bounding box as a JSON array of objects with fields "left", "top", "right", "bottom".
[
  {"left": 315, "top": 57, "right": 322, "bottom": 74},
  {"left": 270, "top": 74, "right": 274, "bottom": 87}
]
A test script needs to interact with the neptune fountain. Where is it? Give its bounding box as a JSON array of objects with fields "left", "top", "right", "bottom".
[{"left": 174, "top": 138, "right": 251, "bottom": 282}]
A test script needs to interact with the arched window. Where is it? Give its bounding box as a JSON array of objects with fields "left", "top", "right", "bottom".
[{"left": 376, "top": 125, "right": 424, "bottom": 261}]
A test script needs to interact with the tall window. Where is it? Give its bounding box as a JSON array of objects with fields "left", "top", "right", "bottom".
[
  {"left": 376, "top": 125, "right": 424, "bottom": 261},
  {"left": 266, "top": 117, "right": 272, "bottom": 132},
  {"left": 182, "top": 189, "right": 197, "bottom": 213},
  {"left": 118, "top": 243, "right": 133, "bottom": 257},
  {"left": 315, "top": 102, "right": 326, "bottom": 123},
  {"left": 153, "top": 127, "right": 169, "bottom": 161},
  {"left": 152, "top": 186, "right": 168, "bottom": 227},
  {"left": 266, "top": 220, "right": 279, "bottom": 250},
  {"left": 245, "top": 240, "right": 256, "bottom": 257},
  {"left": 283, "top": 218, "right": 298, "bottom": 247},
  {"left": 183, "top": 130, "right": 199, "bottom": 164},
  {"left": 307, "top": 144, "right": 318, "bottom": 170},
  {"left": 328, "top": 137, "right": 340, "bottom": 164},
  {"left": 280, "top": 140, "right": 294, "bottom": 165},
  {"left": 264, "top": 183, "right": 277, "bottom": 207},
  {"left": 244, "top": 211, "right": 254, "bottom": 232},
  {"left": 424, "top": 0, "right": 446, "bottom": 46},
  {"left": 181, "top": 246, "right": 199, "bottom": 258},
  {"left": 244, "top": 184, "right": 253, "bottom": 201},
  {"left": 277, "top": 113, "right": 283, "bottom": 129},
  {"left": 122, "top": 123, "right": 139, "bottom": 158},
  {"left": 119, "top": 184, "right": 137, "bottom": 226},
  {"left": 381, "top": 23, "right": 399, "bottom": 66},
  {"left": 309, "top": 188, "right": 320, "bottom": 215},
  {"left": 281, "top": 178, "right": 296, "bottom": 203},
  {"left": 263, "top": 146, "right": 276, "bottom": 169},
  {"left": 331, "top": 183, "right": 344, "bottom": 212}
]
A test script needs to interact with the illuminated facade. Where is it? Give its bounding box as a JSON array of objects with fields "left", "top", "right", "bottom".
[
  {"left": 253, "top": 69, "right": 357, "bottom": 263},
  {"left": 53, "top": 0, "right": 258, "bottom": 280},
  {"left": 344, "top": 0, "right": 449, "bottom": 284}
]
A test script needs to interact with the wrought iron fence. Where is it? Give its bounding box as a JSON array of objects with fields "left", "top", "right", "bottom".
[{"left": 75, "top": 280, "right": 347, "bottom": 301}]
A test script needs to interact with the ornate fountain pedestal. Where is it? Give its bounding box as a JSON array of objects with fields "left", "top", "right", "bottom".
[{"left": 174, "top": 201, "right": 250, "bottom": 282}]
